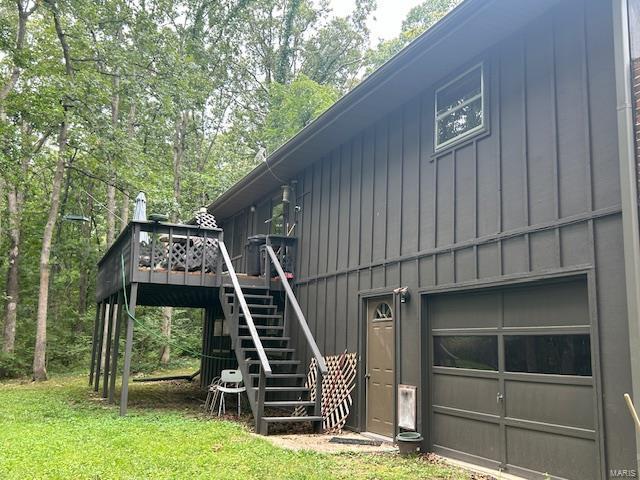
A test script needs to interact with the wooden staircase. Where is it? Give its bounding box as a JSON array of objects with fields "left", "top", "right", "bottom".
[
  {"left": 217, "top": 241, "right": 326, "bottom": 435},
  {"left": 219, "top": 286, "right": 322, "bottom": 434}
]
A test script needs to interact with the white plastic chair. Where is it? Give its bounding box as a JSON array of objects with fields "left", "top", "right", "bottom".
[{"left": 216, "top": 369, "right": 246, "bottom": 417}]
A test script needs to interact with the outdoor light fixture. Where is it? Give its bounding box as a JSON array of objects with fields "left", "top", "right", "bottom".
[{"left": 394, "top": 286, "right": 410, "bottom": 303}]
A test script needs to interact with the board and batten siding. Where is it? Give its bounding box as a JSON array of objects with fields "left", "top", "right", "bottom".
[{"left": 219, "top": 0, "right": 634, "bottom": 470}]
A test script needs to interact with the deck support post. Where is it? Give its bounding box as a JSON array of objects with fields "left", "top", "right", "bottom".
[
  {"left": 94, "top": 296, "right": 111, "bottom": 392},
  {"left": 313, "top": 364, "right": 323, "bottom": 433},
  {"left": 120, "top": 283, "right": 138, "bottom": 416},
  {"left": 102, "top": 293, "right": 117, "bottom": 398},
  {"left": 256, "top": 367, "right": 266, "bottom": 434},
  {"left": 108, "top": 290, "right": 124, "bottom": 404},
  {"left": 89, "top": 302, "right": 102, "bottom": 386}
]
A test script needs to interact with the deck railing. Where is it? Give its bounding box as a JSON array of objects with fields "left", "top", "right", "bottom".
[{"left": 97, "top": 220, "right": 223, "bottom": 300}]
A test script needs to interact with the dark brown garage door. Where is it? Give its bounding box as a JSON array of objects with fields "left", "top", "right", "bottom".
[{"left": 427, "top": 278, "right": 599, "bottom": 479}]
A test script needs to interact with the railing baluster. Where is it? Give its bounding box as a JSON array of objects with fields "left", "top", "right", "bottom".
[
  {"left": 184, "top": 230, "right": 190, "bottom": 284},
  {"left": 167, "top": 227, "right": 173, "bottom": 282},
  {"left": 201, "top": 231, "right": 207, "bottom": 286},
  {"left": 149, "top": 223, "right": 156, "bottom": 282}
]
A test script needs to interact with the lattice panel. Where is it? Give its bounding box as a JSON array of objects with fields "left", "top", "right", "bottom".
[
  {"left": 195, "top": 211, "right": 218, "bottom": 229},
  {"left": 293, "top": 351, "right": 357, "bottom": 433}
]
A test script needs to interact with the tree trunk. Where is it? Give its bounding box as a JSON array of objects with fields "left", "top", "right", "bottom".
[
  {"left": 33, "top": 120, "right": 68, "bottom": 381},
  {"left": 120, "top": 191, "right": 129, "bottom": 232},
  {"left": 2, "top": 186, "right": 22, "bottom": 353},
  {"left": 106, "top": 182, "right": 116, "bottom": 246},
  {"left": 77, "top": 182, "right": 94, "bottom": 330},
  {"left": 160, "top": 307, "right": 172, "bottom": 366}
]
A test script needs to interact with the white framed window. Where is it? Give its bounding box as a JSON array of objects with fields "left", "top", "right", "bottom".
[{"left": 434, "top": 63, "right": 485, "bottom": 151}]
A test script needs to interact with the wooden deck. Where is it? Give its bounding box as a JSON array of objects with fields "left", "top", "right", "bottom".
[{"left": 96, "top": 220, "right": 281, "bottom": 306}]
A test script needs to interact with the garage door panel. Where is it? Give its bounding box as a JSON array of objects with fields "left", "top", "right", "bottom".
[
  {"left": 502, "top": 280, "right": 589, "bottom": 328},
  {"left": 433, "top": 374, "right": 500, "bottom": 415},
  {"left": 506, "top": 427, "right": 597, "bottom": 480},
  {"left": 433, "top": 413, "right": 501, "bottom": 462},
  {"left": 430, "top": 291, "right": 500, "bottom": 329},
  {"left": 428, "top": 278, "right": 598, "bottom": 479},
  {"left": 505, "top": 380, "right": 594, "bottom": 430}
]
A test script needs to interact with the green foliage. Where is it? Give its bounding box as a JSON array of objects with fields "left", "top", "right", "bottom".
[
  {"left": 264, "top": 75, "right": 339, "bottom": 152},
  {"left": 0, "top": 374, "right": 470, "bottom": 479},
  {"left": 0, "top": 352, "right": 28, "bottom": 379},
  {"left": 367, "top": 0, "right": 462, "bottom": 73},
  {"left": 0, "top": 0, "right": 461, "bottom": 378}
]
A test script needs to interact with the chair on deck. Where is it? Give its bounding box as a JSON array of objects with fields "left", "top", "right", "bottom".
[{"left": 215, "top": 369, "right": 246, "bottom": 417}]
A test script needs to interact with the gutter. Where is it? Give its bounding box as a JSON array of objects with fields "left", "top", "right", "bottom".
[{"left": 612, "top": 0, "right": 640, "bottom": 468}]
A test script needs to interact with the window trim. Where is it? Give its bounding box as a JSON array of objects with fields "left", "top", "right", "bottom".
[{"left": 434, "top": 62, "right": 486, "bottom": 152}]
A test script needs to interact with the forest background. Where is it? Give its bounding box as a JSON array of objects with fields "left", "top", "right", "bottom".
[{"left": 0, "top": 0, "right": 458, "bottom": 380}]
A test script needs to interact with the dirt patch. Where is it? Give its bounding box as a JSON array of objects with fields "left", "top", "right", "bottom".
[{"left": 257, "top": 432, "right": 397, "bottom": 454}]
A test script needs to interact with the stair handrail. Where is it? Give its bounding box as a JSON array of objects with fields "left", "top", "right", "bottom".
[
  {"left": 265, "top": 244, "right": 328, "bottom": 375},
  {"left": 219, "top": 241, "right": 272, "bottom": 377}
]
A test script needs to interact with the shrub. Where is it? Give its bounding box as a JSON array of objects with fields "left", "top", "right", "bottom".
[{"left": 0, "top": 351, "right": 28, "bottom": 379}]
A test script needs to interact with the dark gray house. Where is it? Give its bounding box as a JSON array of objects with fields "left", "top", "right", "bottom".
[
  {"left": 208, "top": 0, "right": 640, "bottom": 477},
  {"left": 92, "top": 0, "right": 640, "bottom": 478}
]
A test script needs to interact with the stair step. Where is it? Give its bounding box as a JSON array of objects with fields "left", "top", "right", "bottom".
[
  {"left": 239, "top": 336, "right": 289, "bottom": 342},
  {"left": 243, "top": 347, "right": 294, "bottom": 353},
  {"left": 239, "top": 313, "right": 281, "bottom": 319},
  {"left": 239, "top": 303, "right": 278, "bottom": 310},
  {"left": 253, "top": 386, "right": 310, "bottom": 392},
  {"left": 238, "top": 335, "right": 291, "bottom": 342},
  {"left": 262, "top": 416, "right": 323, "bottom": 423},
  {"left": 246, "top": 359, "right": 299, "bottom": 365},
  {"left": 239, "top": 325, "right": 285, "bottom": 331},
  {"left": 249, "top": 373, "right": 305, "bottom": 379},
  {"left": 264, "top": 400, "right": 315, "bottom": 407},
  {"left": 225, "top": 293, "right": 272, "bottom": 300}
]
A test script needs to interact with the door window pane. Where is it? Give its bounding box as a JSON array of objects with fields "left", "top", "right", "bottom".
[
  {"left": 505, "top": 335, "right": 591, "bottom": 376},
  {"left": 434, "top": 335, "right": 498, "bottom": 371}
]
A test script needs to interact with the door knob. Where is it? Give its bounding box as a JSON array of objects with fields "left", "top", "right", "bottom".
[
  {"left": 497, "top": 392, "right": 504, "bottom": 403},
  {"left": 365, "top": 373, "right": 371, "bottom": 380}
]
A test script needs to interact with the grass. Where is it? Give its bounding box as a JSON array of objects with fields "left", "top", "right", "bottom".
[{"left": 0, "top": 370, "right": 471, "bottom": 480}]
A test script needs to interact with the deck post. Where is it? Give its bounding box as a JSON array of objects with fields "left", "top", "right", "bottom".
[
  {"left": 264, "top": 237, "right": 271, "bottom": 290},
  {"left": 314, "top": 363, "right": 323, "bottom": 433},
  {"left": 108, "top": 290, "right": 124, "bottom": 404},
  {"left": 94, "top": 296, "right": 111, "bottom": 392},
  {"left": 256, "top": 367, "right": 266, "bottom": 434},
  {"left": 89, "top": 302, "right": 102, "bottom": 386},
  {"left": 120, "top": 282, "right": 138, "bottom": 416},
  {"left": 102, "top": 293, "right": 117, "bottom": 398}
]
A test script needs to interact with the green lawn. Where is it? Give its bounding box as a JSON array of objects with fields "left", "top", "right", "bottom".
[{"left": 0, "top": 372, "right": 470, "bottom": 480}]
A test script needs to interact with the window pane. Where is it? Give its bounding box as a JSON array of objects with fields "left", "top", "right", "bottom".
[
  {"left": 505, "top": 335, "right": 592, "bottom": 376},
  {"left": 437, "top": 97, "right": 482, "bottom": 146},
  {"left": 433, "top": 336, "right": 498, "bottom": 371},
  {"left": 437, "top": 67, "right": 482, "bottom": 114}
]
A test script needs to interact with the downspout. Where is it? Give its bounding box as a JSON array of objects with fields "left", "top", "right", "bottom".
[{"left": 612, "top": 0, "right": 640, "bottom": 467}]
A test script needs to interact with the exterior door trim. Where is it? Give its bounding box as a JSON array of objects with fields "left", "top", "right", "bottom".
[{"left": 358, "top": 288, "right": 399, "bottom": 437}]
